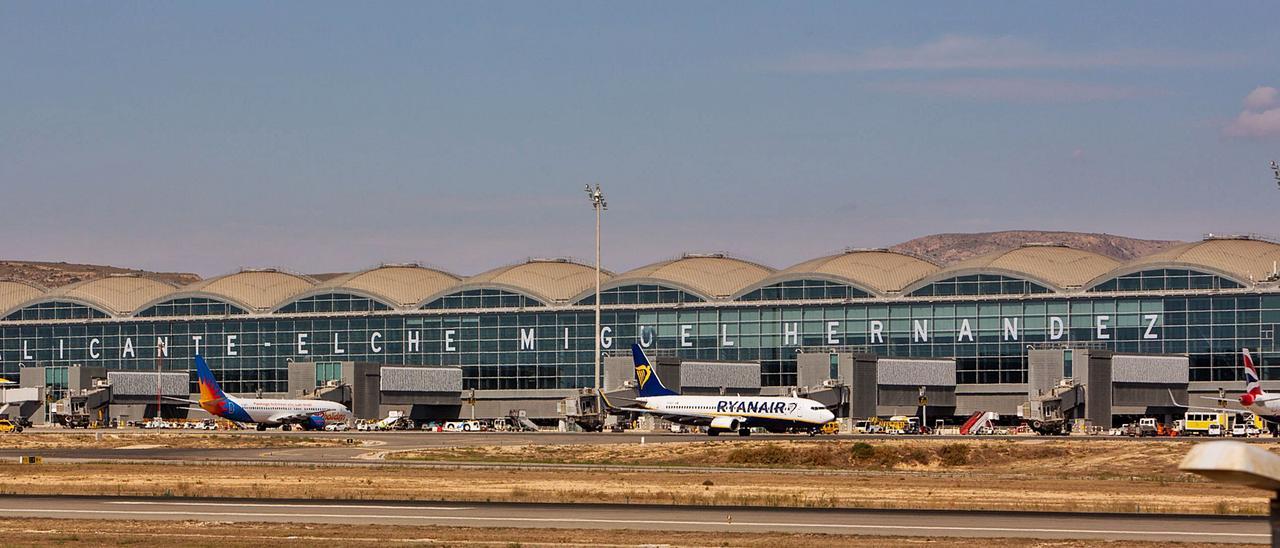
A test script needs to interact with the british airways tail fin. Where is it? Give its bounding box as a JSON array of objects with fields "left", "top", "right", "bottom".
[
  {"left": 195, "top": 355, "right": 227, "bottom": 403},
  {"left": 1243, "top": 348, "right": 1264, "bottom": 397},
  {"left": 632, "top": 343, "right": 676, "bottom": 397}
]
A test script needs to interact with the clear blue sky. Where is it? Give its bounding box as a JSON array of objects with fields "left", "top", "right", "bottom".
[{"left": 3, "top": 2, "right": 1279, "bottom": 277}]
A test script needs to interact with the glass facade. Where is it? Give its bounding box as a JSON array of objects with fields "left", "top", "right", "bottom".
[
  {"left": 136, "top": 297, "right": 247, "bottom": 317},
  {"left": 44, "top": 366, "right": 69, "bottom": 400},
  {"left": 909, "top": 274, "right": 1052, "bottom": 297},
  {"left": 276, "top": 293, "right": 391, "bottom": 314},
  {"left": 3, "top": 291, "right": 1278, "bottom": 394},
  {"left": 737, "top": 279, "right": 869, "bottom": 301},
  {"left": 422, "top": 289, "right": 543, "bottom": 309},
  {"left": 5, "top": 301, "right": 109, "bottom": 321},
  {"left": 1087, "top": 269, "right": 1243, "bottom": 292},
  {"left": 315, "top": 361, "right": 343, "bottom": 385},
  {"left": 578, "top": 284, "right": 704, "bottom": 305}
]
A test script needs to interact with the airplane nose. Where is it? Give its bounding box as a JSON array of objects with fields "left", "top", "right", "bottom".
[{"left": 822, "top": 409, "right": 835, "bottom": 423}]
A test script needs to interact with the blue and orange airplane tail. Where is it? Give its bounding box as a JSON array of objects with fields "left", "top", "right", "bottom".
[
  {"left": 632, "top": 343, "right": 677, "bottom": 397},
  {"left": 195, "top": 355, "right": 227, "bottom": 405}
]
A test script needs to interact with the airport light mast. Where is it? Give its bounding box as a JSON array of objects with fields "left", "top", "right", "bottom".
[
  {"left": 155, "top": 339, "right": 166, "bottom": 420},
  {"left": 585, "top": 184, "right": 607, "bottom": 425}
]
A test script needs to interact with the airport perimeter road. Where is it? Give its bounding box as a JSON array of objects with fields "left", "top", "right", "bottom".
[{"left": 0, "top": 496, "right": 1265, "bottom": 543}]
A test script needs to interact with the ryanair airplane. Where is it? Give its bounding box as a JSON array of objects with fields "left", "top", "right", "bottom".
[{"left": 606, "top": 343, "right": 835, "bottom": 436}]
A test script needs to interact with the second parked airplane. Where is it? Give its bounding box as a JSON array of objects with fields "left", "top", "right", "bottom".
[
  {"left": 606, "top": 344, "right": 835, "bottom": 436},
  {"left": 190, "top": 355, "right": 352, "bottom": 431}
]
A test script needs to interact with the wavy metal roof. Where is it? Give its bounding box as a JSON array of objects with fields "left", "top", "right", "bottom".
[
  {"left": 0, "top": 280, "right": 49, "bottom": 317},
  {"left": 283, "top": 264, "right": 462, "bottom": 309},
  {"left": 595, "top": 254, "right": 775, "bottom": 301},
  {"left": 740, "top": 249, "right": 939, "bottom": 296},
  {"left": 40, "top": 275, "right": 178, "bottom": 316},
  {"left": 163, "top": 269, "right": 317, "bottom": 312},
  {"left": 1087, "top": 236, "right": 1280, "bottom": 286},
  {"left": 9, "top": 236, "right": 1280, "bottom": 318},
  {"left": 436, "top": 259, "right": 607, "bottom": 305},
  {"left": 902, "top": 244, "right": 1120, "bottom": 292}
]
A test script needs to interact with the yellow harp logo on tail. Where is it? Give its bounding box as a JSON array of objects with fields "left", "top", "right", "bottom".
[{"left": 635, "top": 363, "right": 653, "bottom": 389}]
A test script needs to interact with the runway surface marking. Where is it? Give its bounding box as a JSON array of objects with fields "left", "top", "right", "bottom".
[
  {"left": 0, "top": 505, "right": 1265, "bottom": 539},
  {"left": 107, "top": 501, "right": 474, "bottom": 510}
]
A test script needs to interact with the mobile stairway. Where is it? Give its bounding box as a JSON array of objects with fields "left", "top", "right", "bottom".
[{"left": 960, "top": 411, "right": 1000, "bottom": 435}]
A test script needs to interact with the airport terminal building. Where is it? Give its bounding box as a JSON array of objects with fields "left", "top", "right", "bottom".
[{"left": 2, "top": 235, "right": 1280, "bottom": 425}]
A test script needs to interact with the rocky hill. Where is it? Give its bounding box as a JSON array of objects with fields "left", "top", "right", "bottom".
[
  {"left": 1, "top": 231, "right": 1184, "bottom": 288},
  {"left": 0, "top": 261, "right": 200, "bottom": 289},
  {"left": 890, "top": 231, "right": 1182, "bottom": 265}
]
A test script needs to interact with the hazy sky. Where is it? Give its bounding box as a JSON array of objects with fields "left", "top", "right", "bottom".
[{"left": 4, "top": 3, "right": 1280, "bottom": 277}]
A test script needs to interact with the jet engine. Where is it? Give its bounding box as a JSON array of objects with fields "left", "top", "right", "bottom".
[{"left": 709, "top": 416, "right": 741, "bottom": 431}]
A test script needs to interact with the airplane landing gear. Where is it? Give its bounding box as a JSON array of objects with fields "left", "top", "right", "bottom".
[
  {"left": 738, "top": 428, "right": 751, "bottom": 437},
  {"left": 255, "top": 424, "right": 267, "bottom": 431}
]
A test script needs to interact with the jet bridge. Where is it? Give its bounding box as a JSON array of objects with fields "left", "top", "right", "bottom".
[{"left": 105, "top": 371, "right": 191, "bottom": 423}]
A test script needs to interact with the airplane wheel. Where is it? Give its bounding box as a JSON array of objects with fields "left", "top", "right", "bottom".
[
  {"left": 707, "top": 430, "right": 720, "bottom": 437},
  {"left": 738, "top": 428, "right": 750, "bottom": 437},
  {"left": 281, "top": 424, "right": 292, "bottom": 432},
  {"left": 256, "top": 424, "right": 267, "bottom": 431},
  {"left": 808, "top": 428, "right": 818, "bottom": 437}
]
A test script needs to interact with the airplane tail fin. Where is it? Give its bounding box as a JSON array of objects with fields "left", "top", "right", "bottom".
[
  {"left": 632, "top": 344, "right": 676, "bottom": 397},
  {"left": 195, "top": 355, "right": 227, "bottom": 404},
  {"left": 1243, "top": 348, "right": 1264, "bottom": 397}
]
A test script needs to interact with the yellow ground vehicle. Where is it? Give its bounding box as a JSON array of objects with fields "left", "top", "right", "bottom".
[
  {"left": 0, "top": 419, "right": 24, "bottom": 433},
  {"left": 870, "top": 415, "right": 920, "bottom": 434},
  {"left": 820, "top": 421, "right": 840, "bottom": 435},
  {"left": 1182, "top": 412, "right": 1228, "bottom": 436}
]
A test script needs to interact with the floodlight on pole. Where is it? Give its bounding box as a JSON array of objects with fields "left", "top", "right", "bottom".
[{"left": 585, "top": 184, "right": 606, "bottom": 426}]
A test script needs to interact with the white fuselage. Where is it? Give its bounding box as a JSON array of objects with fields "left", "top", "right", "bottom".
[
  {"left": 227, "top": 394, "right": 351, "bottom": 425},
  {"left": 637, "top": 395, "right": 834, "bottom": 428},
  {"left": 1245, "top": 394, "right": 1280, "bottom": 418}
]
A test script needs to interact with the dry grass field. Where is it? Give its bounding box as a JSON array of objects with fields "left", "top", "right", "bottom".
[
  {"left": 0, "top": 432, "right": 345, "bottom": 450},
  {"left": 0, "top": 443, "right": 1267, "bottom": 514},
  {"left": 0, "top": 518, "right": 1246, "bottom": 547}
]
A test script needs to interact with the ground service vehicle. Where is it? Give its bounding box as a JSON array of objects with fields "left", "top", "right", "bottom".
[
  {"left": 1137, "top": 418, "right": 1158, "bottom": 437},
  {"left": 871, "top": 416, "right": 920, "bottom": 434},
  {"left": 444, "top": 420, "right": 483, "bottom": 432},
  {"left": 1208, "top": 423, "right": 1223, "bottom": 436},
  {"left": 58, "top": 414, "right": 90, "bottom": 428},
  {"left": 821, "top": 421, "right": 840, "bottom": 435},
  {"left": 0, "top": 419, "right": 23, "bottom": 433},
  {"left": 1232, "top": 424, "right": 1247, "bottom": 437},
  {"left": 1183, "top": 412, "right": 1228, "bottom": 436}
]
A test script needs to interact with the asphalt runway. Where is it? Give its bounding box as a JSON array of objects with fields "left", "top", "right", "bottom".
[{"left": 0, "top": 495, "right": 1264, "bottom": 543}]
